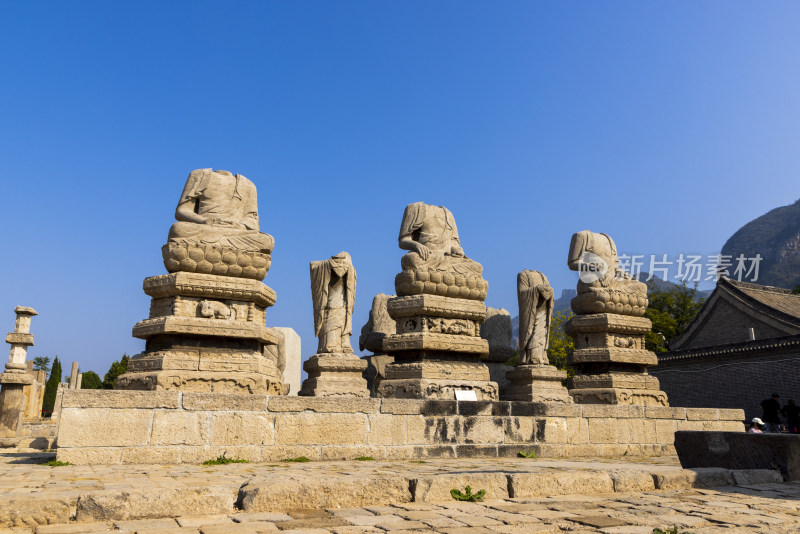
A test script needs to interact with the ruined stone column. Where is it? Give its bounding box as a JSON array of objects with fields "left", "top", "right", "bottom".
[
  {"left": 69, "top": 362, "right": 79, "bottom": 390},
  {"left": 0, "top": 306, "right": 37, "bottom": 447}
]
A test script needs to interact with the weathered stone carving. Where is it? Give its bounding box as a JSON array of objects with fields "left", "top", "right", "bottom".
[
  {"left": 162, "top": 169, "right": 275, "bottom": 281},
  {"left": 395, "top": 202, "right": 488, "bottom": 300},
  {"left": 117, "top": 171, "right": 284, "bottom": 395},
  {"left": 358, "top": 294, "right": 396, "bottom": 394},
  {"left": 379, "top": 203, "right": 497, "bottom": 400},
  {"left": 1, "top": 306, "right": 37, "bottom": 447},
  {"left": 567, "top": 230, "right": 648, "bottom": 316},
  {"left": 565, "top": 231, "right": 668, "bottom": 406},
  {"left": 517, "top": 270, "right": 553, "bottom": 366},
  {"left": 199, "top": 300, "right": 234, "bottom": 320},
  {"left": 300, "top": 252, "right": 368, "bottom": 397},
  {"left": 481, "top": 308, "right": 512, "bottom": 360},
  {"left": 505, "top": 271, "right": 572, "bottom": 403},
  {"left": 310, "top": 252, "right": 356, "bottom": 355},
  {"left": 359, "top": 293, "right": 395, "bottom": 354}
]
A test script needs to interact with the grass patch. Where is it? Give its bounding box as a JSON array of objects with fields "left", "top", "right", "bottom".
[
  {"left": 450, "top": 485, "right": 486, "bottom": 502},
  {"left": 517, "top": 450, "right": 536, "bottom": 458},
  {"left": 354, "top": 456, "right": 374, "bottom": 461},
  {"left": 409, "top": 460, "right": 426, "bottom": 464},
  {"left": 281, "top": 456, "right": 311, "bottom": 463},
  {"left": 42, "top": 460, "right": 71, "bottom": 467},
  {"left": 653, "top": 528, "right": 694, "bottom": 534},
  {"left": 202, "top": 454, "right": 249, "bottom": 466}
]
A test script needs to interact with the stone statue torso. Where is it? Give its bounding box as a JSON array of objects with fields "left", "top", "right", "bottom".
[
  {"left": 416, "top": 205, "right": 451, "bottom": 251},
  {"left": 194, "top": 173, "right": 242, "bottom": 220}
]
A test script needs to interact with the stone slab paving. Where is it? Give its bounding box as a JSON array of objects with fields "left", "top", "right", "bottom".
[{"left": 1, "top": 450, "right": 799, "bottom": 533}]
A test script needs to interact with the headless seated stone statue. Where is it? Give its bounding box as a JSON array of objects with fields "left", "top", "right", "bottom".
[
  {"left": 169, "top": 169, "right": 274, "bottom": 252},
  {"left": 163, "top": 169, "right": 274, "bottom": 280},
  {"left": 567, "top": 230, "right": 647, "bottom": 316},
  {"left": 395, "top": 202, "right": 487, "bottom": 300}
]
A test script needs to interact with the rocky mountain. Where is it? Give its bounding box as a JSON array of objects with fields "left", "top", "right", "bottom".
[{"left": 720, "top": 197, "right": 800, "bottom": 289}]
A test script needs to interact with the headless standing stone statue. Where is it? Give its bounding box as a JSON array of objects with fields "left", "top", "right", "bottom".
[
  {"left": 300, "top": 252, "right": 369, "bottom": 397},
  {"left": 505, "top": 271, "right": 572, "bottom": 403}
]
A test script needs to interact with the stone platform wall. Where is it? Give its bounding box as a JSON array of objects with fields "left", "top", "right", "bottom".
[{"left": 55, "top": 390, "right": 744, "bottom": 465}]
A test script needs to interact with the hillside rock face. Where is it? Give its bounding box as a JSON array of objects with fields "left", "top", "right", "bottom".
[{"left": 721, "top": 198, "right": 800, "bottom": 289}]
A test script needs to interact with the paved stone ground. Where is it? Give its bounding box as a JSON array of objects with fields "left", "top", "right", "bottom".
[{"left": 1, "top": 450, "right": 798, "bottom": 533}]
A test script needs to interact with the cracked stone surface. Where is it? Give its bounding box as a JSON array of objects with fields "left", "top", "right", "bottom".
[{"left": 1, "top": 450, "right": 799, "bottom": 533}]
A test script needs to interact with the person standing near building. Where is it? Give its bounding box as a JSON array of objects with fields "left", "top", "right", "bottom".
[
  {"left": 782, "top": 399, "right": 800, "bottom": 434},
  {"left": 760, "top": 393, "right": 782, "bottom": 433}
]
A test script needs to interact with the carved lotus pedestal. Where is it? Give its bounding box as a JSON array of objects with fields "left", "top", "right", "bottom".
[
  {"left": 505, "top": 364, "right": 572, "bottom": 403},
  {"left": 377, "top": 294, "right": 499, "bottom": 400},
  {"left": 116, "top": 270, "right": 285, "bottom": 395},
  {"left": 299, "top": 354, "right": 369, "bottom": 397},
  {"left": 566, "top": 313, "right": 668, "bottom": 406}
]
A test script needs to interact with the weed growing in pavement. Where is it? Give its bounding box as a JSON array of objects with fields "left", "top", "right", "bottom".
[
  {"left": 42, "top": 460, "right": 71, "bottom": 467},
  {"left": 202, "top": 453, "right": 249, "bottom": 465},
  {"left": 281, "top": 456, "right": 311, "bottom": 463},
  {"left": 653, "top": 527, "right": 694, "bottom": 534},
  {"left": 450, "top": 485, "right": 486, "bottom": 502},
  {"left": 354, "top": 456, "right": 374, "bottom": 461},
  {"left": 517, "top": 451, "right": 536, "bottom": 458}
]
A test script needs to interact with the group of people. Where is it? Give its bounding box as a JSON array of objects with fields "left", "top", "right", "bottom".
[{"left": 749, "top": 394, "right": 800, "bottom": 433}]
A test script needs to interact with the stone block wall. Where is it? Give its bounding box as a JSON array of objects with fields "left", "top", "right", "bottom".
[
  {"left": 653, "top": 349, "right": 800, "bottom": 422},
  {"left": 55, "top": 390, "right": 744, "bottom": 465},
  {"left": 18, "top": 419, "right": 58, "bottom": 449}
]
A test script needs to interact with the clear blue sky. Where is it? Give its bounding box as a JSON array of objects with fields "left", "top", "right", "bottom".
[{"left": 2, "top": 2, "right": 799, "bottom": 378}]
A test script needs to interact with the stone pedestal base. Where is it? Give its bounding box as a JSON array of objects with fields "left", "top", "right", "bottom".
[
  {"left": 299, "top": 354, "right": 369, "bottom": 397},
  {"left": 116, "top": 271, "right": 285, "bottom": 395},
  {"left": 566, "top": 313, "right": 669, "bottom": 406},
  {"left": 379, "top": 294, "right": 497, "bottom": 400},
  {"left": 377, "top": 358, "right": 498, "bottom": 400},
  {"left": 116, "top": 370, "right": 284, "bottom": 394},
  {"left": 569, "top": 387, "right": 669, "bottom": 406},
  {"left": 504, "top": 364, "right": 572, "bottom": 403}
]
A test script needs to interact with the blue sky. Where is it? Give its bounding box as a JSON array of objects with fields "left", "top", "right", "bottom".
[{"left": 1, "top": 2, "right": 799, "bottom": 378}]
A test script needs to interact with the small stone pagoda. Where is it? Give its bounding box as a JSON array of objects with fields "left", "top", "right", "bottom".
[
  {"left": 565, "top": 230, "right": 668, "bottom": 405},
  {"left": 377, "top": 202, "right": 497, "bottom": 399},
  {"left": 116, "top": 169, "right": 285, "bottom": 394},
  {"left": 0, "top": 306, "right": 37, "bottom": 447}
]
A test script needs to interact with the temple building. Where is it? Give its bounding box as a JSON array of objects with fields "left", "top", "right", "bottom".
[{"left": 652, "top": 277, "right": 800, "bottom": 421}]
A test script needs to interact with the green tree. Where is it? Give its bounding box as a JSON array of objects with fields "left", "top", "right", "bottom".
[
  {"left": 102, "top": 354, "right": 129, "bottom": 389},
  {"left": 42, "top": 356, "right": 62, "bottom": 415},
  {"left": 80, "top": 371, "right": 103, "bottom": 389},
  {"left": 547, "top": 310, "right": 576, "bottom": 379},
  {"left": 644, "top": 281, "right": 705, "bottom": 352},
  {"left": 32, "top": 356, "right": 51, "bottom": 372}
]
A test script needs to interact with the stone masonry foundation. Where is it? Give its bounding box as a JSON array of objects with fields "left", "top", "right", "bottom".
[{"left": 54, "top": 390, "right": 744, "bottom": 465}]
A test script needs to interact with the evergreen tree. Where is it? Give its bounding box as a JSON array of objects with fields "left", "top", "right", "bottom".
[
  {"left": 102, "top": 354, "right": 129, "bottom": 389},
  {"left": 42, "top": 356, "right": 62, "bottom": 415},
  {"left": 80, "top": 370, "right": 103, "bottom": 389},
  {"left": 32, "top": 356, "right": 51, "bottom": 372}
]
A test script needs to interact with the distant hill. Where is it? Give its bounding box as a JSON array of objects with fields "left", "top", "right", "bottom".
[{"left": 721, "top": 198, "right": 800, "bottom": 289}]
